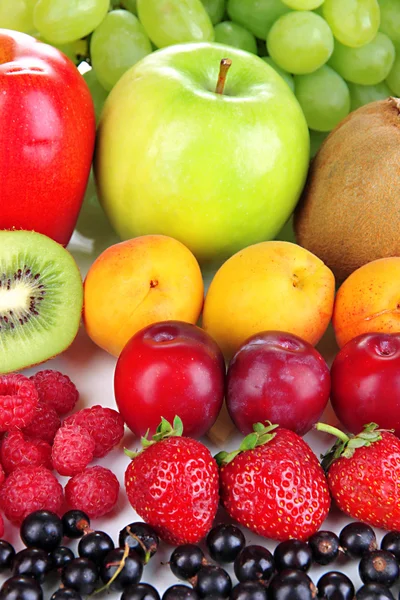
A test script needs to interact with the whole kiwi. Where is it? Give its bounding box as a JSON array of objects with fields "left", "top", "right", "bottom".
[{"left": 294, "top": 97, "right": 400, "bottom": 283}]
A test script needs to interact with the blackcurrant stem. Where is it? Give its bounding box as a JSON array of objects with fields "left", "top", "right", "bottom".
[{"left": 215, "top": 58, "right": 232, "bottom": 95}]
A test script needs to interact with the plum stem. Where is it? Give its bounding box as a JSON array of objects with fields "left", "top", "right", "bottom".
[{"left": 215, "top": 58, "right": 232, "bottom": 95}]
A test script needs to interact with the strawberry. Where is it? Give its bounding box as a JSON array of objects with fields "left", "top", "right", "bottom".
[
  {"left": 317, "top": 422, "right": 400, "bottom": 531},
  {"left": 124, "top": 416, "right": 219, "bottom": 546},
  {"left": 218, "top": 422, "right": 331, "bottom": 541}
]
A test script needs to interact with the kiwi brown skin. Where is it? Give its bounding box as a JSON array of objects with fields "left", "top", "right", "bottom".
[{"left": 294, "top": 97, "right": 400, "bottom": 283}]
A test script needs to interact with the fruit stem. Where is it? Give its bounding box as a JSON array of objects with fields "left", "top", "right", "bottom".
[
  {"left": 215, "top": 58, "right": 232, "bottom": 95},
  {"left": 315, "top": 422, "right": 350, "bottom": 444}
]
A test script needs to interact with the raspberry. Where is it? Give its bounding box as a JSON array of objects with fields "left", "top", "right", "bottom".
[
  {"left": 0, "top": 463, "right": 5, "bottom": 488},
  {"left": 30, "top": 370, "right": 79, "bottom": 416},
  {"left": 1, "top": 431, "right": 52, "bottom": 474},
  {"left": 52, "top": 425, "right": 95, "bottom": 476},
  {"left": 65, "top": 466, "right": 120, "bottom": 518},
  {"left": 22, "top": 401, "right": 61, "bottom": 444},
  {"left": 64, "top": 405, "right": 125, "bottom": 458},
  {"left": 0, "top": 374, "right": 38, "bottom": 431},
  {"left": 0, "top": 465, "right": 64, "bottom": 525}
]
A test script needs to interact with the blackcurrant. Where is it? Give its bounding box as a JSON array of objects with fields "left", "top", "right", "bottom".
[
  {"left": 50, "top": 547, "right": 75, "bottom": 571},
  {"left": 20, "top": 510, "right": 63, "bottom": 552},
  {"left": 234, "top": 545, "right": 275, "bottom": 584},
  {"left": 121, "top": 582, "right": 161, "bottom": 600},
  {"left": 162, "top": 584, "right": 199, "bottom": 599},
  {"left": 50, "top": 589, "right": 82, "bottom": 600},
  {"left": 308, "top": 531, "right": 340, "bottom": 566},
  {"left": 62, "top": 511, "right": 90, "bottom": 539},
  {"left": 339, "top": 522, "right": 377, "bottom": 559},
  {"left": 61, "top": 557, "right": 99, "bottom": 595},
  {"left": 193, "top": 565, "right": 232, "bottom": 598},
  {"left": 381, "top": 531, "right": 400, "bottom": 561},
  {"left": 206, "top": 524, "right": 245, "bottom": 564},
  {"left": 269, "top": 569, "right": 317, "bottom": 600},
  {"left": 274, "top": 539, "right": 312, "bottom": 572},
  {"left": 359, "top": 550, "right": 399, "bottom": 587},
  {"left": 0, "top": 541, "right": 15, "bottom": 572},
  {"left": 169, "top": 544, "right": 205, "bottom": 580},
  {"left": 100, "top": 547, "right": 143, "bottom": 591},
  {"left": 355, "top": 582, "right": 395, "bottom": 599},
  {"left": 119, "top": 522, "right": 159, "bottom": 563},
  {"left": 12, "top": 548, "right": 53, "bottom": 583},
  {"left": 317, "top": 571, "right": 355, "bottom": 600},
  {"left": 77, "top": 530, "right": 114, "bottom": 565},
  {"left": 0, "top": 575, "right": 43, "bottom": 600},
  {"left": 230, "top": 580, "right": 268, "bottom": 600}
]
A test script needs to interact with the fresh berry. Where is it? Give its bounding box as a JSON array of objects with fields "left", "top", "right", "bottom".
[
  {"left": 50, "top": 547, "right": 75, "bottom": 571},
  {"left": 192, "top": 565, "right": 232, "bottom": 598},
  {"left": 274, "top": 540, "right": 312, "bottom": 572},
  {"left": 170, "top": 544, "right": 206, "bottom": 580},
  {"left": 50, "top": 589, "right": 82, "bottom": 600},
  {"left": 380, "top": 531, "right": 400, "bottom": 561},
  {"left": 0, "top": 374, "right": 38, "bottom": 431},
  {"left": 118, "top": 522, "right": 159, "bottom": 563},
  {"left": 0, "top": 465, "right": 64, "bottom": 525},
  {"left": 359, "top": 550, "right": 399, "bottom": 587},
  {"left": 317, "top": 571, "right": 355, "bottom": 600},
  {"left": 206, "top": 524, "right": 245, "bottom": 564},
  {"left": 230, "top": 581, "right": 268, "bottom": 600},
  {"left": 0, "top": 575, "right": 43, "bottom": 600},
  {"left": 0, "top": 541, "right": 15, "bottom": 571},
  {"left": 23, "top": 402, "right": 61, "bottom": 444},
  {"left": 62, "top": 510, "right": 90, "bottom": 539},
  {"left": 308, "top": 531, "right": 340, "bottom": 566},
  {"left": 78, "top": 531, "right": 114, "bottom": 566},
  {"left": 12, "top": 548, "right": 53, "bottom": 583},
  {"left": 121, "top": 583, "right": 160, "bottom": 600},
  {"left": 52, "top": 425, "right": 95, "bottom": 476},
  {"left": 234, "top": 545, "right": 275, "bottom": 584},
  {"left": 61, "top": 558, "right": 99, "bottom": 595},
  {"left": 318, "top": 422, "right": 400, "bottom": 531},
  {"left": 100, "top": 547, "right": 143, "bottom": 591},
  {"left": 20, "top": 509, "right": 63, "bottom": 551},
  {"left": 65, "top": 466, "right": 120, "bottom": 518},
  {"left": 0, "top": 465, "right": 5, "bottom": 488},
  {"left": 162, "top": 585, "right": 198, "bottom": 599},
  {"left": 124, "top": 417, "right": 219, "bottom": 545},
  {"left": 218, "top": 423, "right": 330, "bottom": 541},
  {"left": 1, "top": 431, "right": 52, "bottom": 474},
  {"left": 30, "top": 370, "right": 78, "bottom": 416},
  {"left": 339, "top": 523, "right": 377, "bottom": 559},
  {"left": 64, "top": 405, "right": 124, "bottom": 458},
  {"left": 355, "top": 583, "right": 395, "bottom": 599},
  {"left": 268, "top": 569, "right": 317, "bottom": 600}
]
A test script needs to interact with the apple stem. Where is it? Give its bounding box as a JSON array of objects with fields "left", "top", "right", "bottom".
[
  {"left": 315, "top": 422, "right": 350, "bottom": 444},
  {"left": 215, "top": 58, "right": 232, "bottom": 95}
]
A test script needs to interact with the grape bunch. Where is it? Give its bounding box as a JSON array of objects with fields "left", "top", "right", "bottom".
[{"left": 0, "top": 0, "right": 399, "bottom": 155}]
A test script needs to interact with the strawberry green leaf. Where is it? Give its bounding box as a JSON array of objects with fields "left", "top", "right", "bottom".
[{"left": 214, "top": 421, "right": 278, "bottom": 466}]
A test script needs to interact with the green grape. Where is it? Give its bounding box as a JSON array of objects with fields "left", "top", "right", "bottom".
[
  {"left": 34, "top": 0, "right": 109, "bottom": 44},
  {"left": 214, "top": 21, "right": 257, "bottom": 53},
  {"left": 329, "top": 33, "right": 395, "bottom": 85},
  {"left": 294, "top": 65, "right": 350, "bottom": 131},
  {"left": 322, "top": 0, "right": 380, "bottom": 48},
  {"left": 379, "top": 0, "right": 400, "bottom": 47},
  {"left": 83, "top": 68, "right": 108, "bottom": 123},
  {"left": 90, "top": 9, "right": 152, "bottom": 91},
  {"left": 227, "top": 0, "right": 290, "bottom": 41},
  {"left": 282, "top": 0, "right": 324, "bottom": 9},
  {"left": 275, "top": 215, "right": 296, "bottom": 243},
  {"left": 386, "top": 50, "right": 400, "bottom": 96},
  {"left": 348, "top": 81, "right": 392, "bottom": 110},
  {"left": 0, "top": 0, "right": 37, "bottom": 33},
  {"left": 309, "top": 129, "right": 329, "bottom": 157},
  {"left": 110, "top": 0, "right": 137, "bottom": 11},
  {"left": 137, "top": 0, "right": 214, "bottom": 48},
  {"left": 262, "top": 56, "right": 295, "bottom": 91},
  {"left": 34, "top": 33, "right": 89, "bottom": 64},
  {"left": 201, "top": 0, "right": 225, "bottom": 25},
  {"left": 267, "top": 12, "right": 334, "bottom": 75}
]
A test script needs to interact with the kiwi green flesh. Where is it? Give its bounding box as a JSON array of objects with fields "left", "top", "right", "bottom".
[{"left": 0, "top": 230, "right": 83, "bottom": 374}]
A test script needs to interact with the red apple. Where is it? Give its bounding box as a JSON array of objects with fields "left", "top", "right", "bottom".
[
  {"left": 114, "top": 321, "right": 226, "bottom": 438},
  {"left": 331, "top": 332, "right": 400, "bottom": 436},
  {"left": 0, "top": 30, "right": 95, "bottom": 245},
  {"left": 226, "top": 331, "right": 330, "bottom": 436}
]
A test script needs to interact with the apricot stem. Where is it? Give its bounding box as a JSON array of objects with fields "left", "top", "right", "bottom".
[{"left": 215, "top": 58, "right": 232, "bottom": 95}]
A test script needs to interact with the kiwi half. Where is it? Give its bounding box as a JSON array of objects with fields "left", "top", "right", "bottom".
[{"left": 0, "top": 230, "right": 83, "bottom": 374}]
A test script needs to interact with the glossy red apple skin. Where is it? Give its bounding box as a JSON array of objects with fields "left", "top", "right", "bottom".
[
  {"left": 114, "top": 321, "right": 226, "bottom": 438},
  {"left": 0, "top": 30, "right": 95, "bottom": 245},
  {"left": 331, "top": 332, "right": 400, "bottom": 436},
  {"left": 226, "top": 331, "right": 330, "bottom": 436}
]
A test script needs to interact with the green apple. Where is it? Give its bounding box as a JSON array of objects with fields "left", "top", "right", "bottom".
[{"left": 94, "top": 43, "right": 310, "bottom": 263}]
